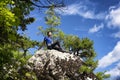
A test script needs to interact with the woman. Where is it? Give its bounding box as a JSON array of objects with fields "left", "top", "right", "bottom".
[{"left": 42, "top": 31, "right": 64, "bottom": 52}]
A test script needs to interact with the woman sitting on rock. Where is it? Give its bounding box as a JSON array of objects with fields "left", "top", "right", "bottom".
[{"left": 40, "top": 31, "right": 65, "bottom": 52}]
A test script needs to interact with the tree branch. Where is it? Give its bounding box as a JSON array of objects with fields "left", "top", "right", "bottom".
[{"left": 22, "top": 0, "right": 65, "bottom": 8}]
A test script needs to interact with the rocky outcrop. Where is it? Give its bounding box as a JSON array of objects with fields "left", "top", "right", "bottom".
[{"left": 27, "top": 50, "right": 94, "bottom": 80}]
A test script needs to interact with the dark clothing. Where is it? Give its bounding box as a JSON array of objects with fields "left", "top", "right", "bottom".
[
  {"left": 44, "top": 36, "right": 63, "bottom": 52},
  {"left": 47, "top": 41, "right": 62, "bottom": 51}
]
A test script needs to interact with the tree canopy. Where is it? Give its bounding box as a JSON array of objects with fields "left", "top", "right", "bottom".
[
  {"left": 38, "top": 6, "right": 110, "bottom": 80},
  {"left": 0, "top": 0, "right": 110, "bottom": 80}
]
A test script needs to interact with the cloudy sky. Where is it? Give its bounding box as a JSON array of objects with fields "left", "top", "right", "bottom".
[{"left": 23, "top": 0, "right": 120, "bottom": 79}]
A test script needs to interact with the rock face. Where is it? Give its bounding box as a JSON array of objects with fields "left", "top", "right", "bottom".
[{"left": 27, "top": 50, "right": 91, "bottom": 80}]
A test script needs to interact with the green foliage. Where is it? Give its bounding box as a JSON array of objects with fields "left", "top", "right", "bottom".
[
  {"left": 38, "top": 6, "right": 61, "bottom": 42},
  {"left": 79, "top": 65, "right": 92, "bottom": 74},
  {"left": 0, "top": 0, "right": 18, "bottom": 26},
  {"left": 38, "top": 6, "right": 110, "bottom": 79},
  {"left": 45, "top": 6, "right": 61, "bottom": 28},
  {"left": 62, "top": 34, "right": 80, "bottom": 51},
  {"left": 0, "top": 50, "right": 38, "bottom": 80},
  {"left": 0, "top": 0, "right": 110, "bottom": 79},
  {"left": 38, "top": 26, "right": 59, "bottom": 37},
  {"left": 0, "top": 8, "right": 17, "bottom": 26},
  {"left": 9, "top": 0, "right": 35, "bottom": 31},
  {"left": 16, "top": 36, "right": 41, "bottom": 56},
  {"left": 0, "top": 0, "right": 39, "bottom": 79},
  {"left": 39, "top": 6, "right": 61, "bottom": 41},
  {"left": 0, "top": 0, "right": 67, "bottom": 80},
  {"left": 0, "top": 44, "right": 13, "bottom": 68},
  {"left": 96, "top": 72, "right": 110, "bottom": 80}
]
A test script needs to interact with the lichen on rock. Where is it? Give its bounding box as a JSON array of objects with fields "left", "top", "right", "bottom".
[{"left": 27, "top": 50, "right": 94, "bottom": 80}]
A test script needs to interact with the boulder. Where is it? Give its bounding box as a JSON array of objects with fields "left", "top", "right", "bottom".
[{"left": 27, "top": 50, "right": 94, "bottom": 80}]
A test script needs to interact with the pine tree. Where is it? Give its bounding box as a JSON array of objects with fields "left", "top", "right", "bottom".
[
  {"left": 0, "top": 0, "right": 66, "bottom": 79},
  {"left": 38, "top": 6, "right": 110, "bottom": 80},
  {"left": 0, "top": 0, "right": 38, "bottom": 79}
]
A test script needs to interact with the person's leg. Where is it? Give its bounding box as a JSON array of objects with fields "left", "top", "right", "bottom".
[
  {"left": 47, "top": 46, "right": 52, "bottom": 50},
  {"left": 47, "top": 41, "right": 61, "bottom": 50},
  {"left": 51, "top": 41, "right": 64, "bottom": 52},
  {"left": 51, "top": 41, "right": 61, "bottom": 48}
]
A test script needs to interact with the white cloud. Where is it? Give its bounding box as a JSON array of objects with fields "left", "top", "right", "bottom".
[
  {"left": 106, "top": 4, "right": 120, "bottom": 39},
  {"left": 98, "top": 41, "right": 120, "bottom": 68},
  {"left": 106, "top": 6, "right": 120, "bottom": 28},
  {"left": 88, "top": 23, "right": 104, "bottom": 33},
  {"left": 106, "top": 67, "right": 119, "bottom": 77},
  {"left": 56, "top": 3, "right": 106, "bottom": 19},
  {"left": 105, "top": 62, "right": 120, "bottom": 77},
  {"left": 112, "top": 31, "right": 120, "bottom": 38}
]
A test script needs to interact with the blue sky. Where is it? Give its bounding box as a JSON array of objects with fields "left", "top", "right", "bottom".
[{"left": 22, "top": 0, "right": 120, "bottom": 79}]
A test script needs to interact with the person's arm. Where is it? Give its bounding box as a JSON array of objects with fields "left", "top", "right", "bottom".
[
  {"left": 38, "top": 39, "right": 46, "bottom": 50},
  {"left": 42, "top": 40, "right": 46, "bottom": 46}
]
